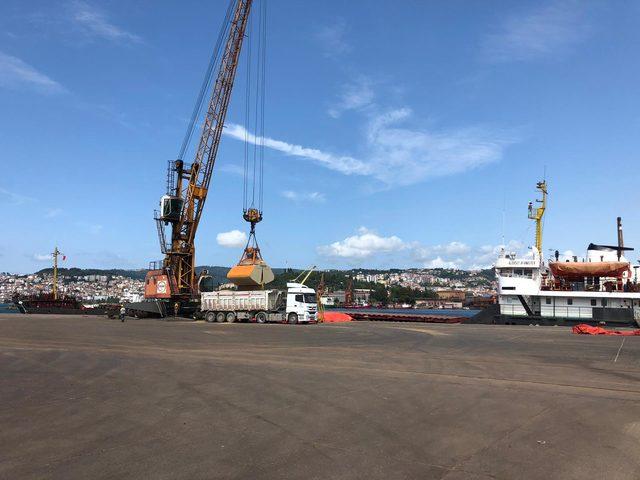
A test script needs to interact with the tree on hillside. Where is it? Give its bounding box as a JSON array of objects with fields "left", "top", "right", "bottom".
[{"left": 370, "top": 284, "right": 388, "bottom": 305}]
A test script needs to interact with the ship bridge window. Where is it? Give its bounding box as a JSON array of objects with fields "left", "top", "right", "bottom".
[
  {"left": 567, "top": 298, "right": 573, "bottom": 305},
  {"left": 502, "top": 269, "right": 533, "bottom": 279},
  {"left": 591, "top": 299, "right": 597, "bottom": 306},
  {"left": 545, "top": 298, "right": 551, "bottom": 305}
]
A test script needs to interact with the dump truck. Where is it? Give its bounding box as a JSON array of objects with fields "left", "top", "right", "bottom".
[{"left": 200, "top": 282, "right": 317, "bottom": 324}]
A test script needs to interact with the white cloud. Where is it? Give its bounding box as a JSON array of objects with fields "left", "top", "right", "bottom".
[
  {"left": 414, "top": 240, "right": 528, "bottom": 269},
  {"left": 319, "top": 228, "right": 527, "bottom": 269},
  {"left": 45, "top": 208, "right": 64, "bottom": 218},
  {"left": 425, "top": 257, "right": 460, "bottom": 269},
  {"left": 70, "top": 0, "right": 141, "bottom": 44},
  {"left": 224, "top": 109, "right": 514, "bottom": 189},
  {"left": 33, "top": 253, "right": 51, "bottom": 261},
  {"left": 482, "top": 1, "right": 591, "bottom": 62},
  {"left": 328, "top": 77, "right": 374, "bottom": 118},
  {"left": 415, "top": 241, "right": 471, "bottom": 260},
  {"left": 224, "top": 123, "right": 371, "bottom": 176},
  {"left": 0, "top": 187, "right": 36, "bottom": 205},
  {"left": 315, "top": 18, "right": 352, "bottom": 57},
  {"left": 0, "top": 52, "right": 66, "bottom": 94},
  {"left": 218, "top": 163, "right": 244, "bottom": 176},
  {"left": 365, "top": 108, "right": 514, "bottom": 187},
  {"left": 281, "top": 191, "right": 325, "bottom": 203},
  {"left": 216, "top": 230, "right": 247, "bottom": 248},
  {"left": 318, "top": 227, "right": 407, "bottom": 259},
  {"left": 76, "top": 221, "right": 104, "bottom": 235},
  {"left": 473, "top": 240, "right": 525, "bottom": 266}
]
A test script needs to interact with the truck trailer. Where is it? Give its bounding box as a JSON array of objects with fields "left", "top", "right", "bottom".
[{"left": 200, "top": 282, "right": 317, "bottom": 324}]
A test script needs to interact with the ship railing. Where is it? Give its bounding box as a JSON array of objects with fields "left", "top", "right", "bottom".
[
  {"left": 542, "top": 283, "right": 628, "bottom": 293},
  {"left": 148, "top": 260, "right": 164, "bottom": 271},
  {"left": 154, "top": 210, "right": 170, "bottom": 255},
  {"left": 500, "top": 304, "right": 595, "bottom": 319}
]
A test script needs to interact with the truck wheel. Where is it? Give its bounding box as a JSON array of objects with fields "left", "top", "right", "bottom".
[
  {"left": 287, "top": 312, "right": 298, "bottom": 324},
  {"left": 226, "top": 312, "right": 236, "bottom": 323},
  {"left": 205, "top": 311, "right": 216, "bottom": 323},
  {"left": 255, "top": 312, "right": 268, "bottom": 324},
  {"left": 215, "top": 312, "right": 225, "bottom": 323}
]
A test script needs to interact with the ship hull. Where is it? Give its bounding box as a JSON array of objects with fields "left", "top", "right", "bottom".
[
  {"left": 470, "top": 305, "right": 638, "bottom": 327},
  {"left": 14, "top": 302, "right": 112, "bottom": 315},
  {"left": 13, "top": 295, "right": 116, "bottom": 316},
  {"left": 15, "top": 305, "right": 111, "bottom": 315}
]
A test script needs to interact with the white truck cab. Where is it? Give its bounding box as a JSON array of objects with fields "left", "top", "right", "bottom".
[{"left": 285, "top": 282, "right": 317, "bottom": 324}]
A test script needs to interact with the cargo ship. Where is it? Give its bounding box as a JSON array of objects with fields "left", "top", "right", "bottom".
[
  {"left": 13, "top": 293, "right": 114, "bottom": 315},
  {"left": 491, "top": 181, "right": 640, "bottom": 327},
  {"left": 12, "top": 246, "right": 117, "bottom": 316}
]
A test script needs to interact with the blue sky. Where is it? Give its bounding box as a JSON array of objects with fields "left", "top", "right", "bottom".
[{"left": 1, "top": 0, "right": 640, "bottom": 273}]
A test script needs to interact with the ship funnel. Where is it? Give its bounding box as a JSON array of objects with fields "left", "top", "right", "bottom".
[{"left": 617, "top": 217, "right": 624, "bottom": 261}]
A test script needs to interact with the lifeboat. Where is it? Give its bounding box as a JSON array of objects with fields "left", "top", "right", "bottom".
[
  {"left": 227, "top": 246, "right": 274, "bottom": 289},
  {"left": 549, "top": 261, "right": 630, "bottom": 280}
]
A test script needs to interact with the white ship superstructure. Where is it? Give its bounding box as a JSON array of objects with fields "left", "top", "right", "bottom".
[{"left": 495, "top": 182, "right": 640, "bottom": 326}]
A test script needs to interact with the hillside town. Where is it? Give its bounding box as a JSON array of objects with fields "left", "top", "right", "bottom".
[
  {"left": 0, "top": 272, "right": 144, "bottom": 304},
  {"left": 353, "top": 268, "right": 493, "bottom": 292},
  {"left": 325, "top": 268, "right": 496, "bottom": 309},
  {"left": 1, "top": 267, "right": 495, "bottom": 308}
]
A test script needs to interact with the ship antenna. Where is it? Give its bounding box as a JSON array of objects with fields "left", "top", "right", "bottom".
[{"left": 501, "top": 191, "right": 506, "bottom": 247}]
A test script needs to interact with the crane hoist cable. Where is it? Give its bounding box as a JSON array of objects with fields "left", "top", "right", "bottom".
[
  {"left": 225, "top": 0, "right": 274, "bottom": 290},
  {"left": 241, "top": 0, "right": 267, "bottom": 251}
]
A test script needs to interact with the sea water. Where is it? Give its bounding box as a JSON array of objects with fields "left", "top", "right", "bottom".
[{"left": 0, "top": 303, "right": 20, "bottom": 314}]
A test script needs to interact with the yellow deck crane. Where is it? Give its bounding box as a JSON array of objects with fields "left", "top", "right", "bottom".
[
  {"left": 128, "top": 0, "right": 254, "bottom": 318},
  {"left": 527, "top": 180, "right": 548, "bottom": 254}
]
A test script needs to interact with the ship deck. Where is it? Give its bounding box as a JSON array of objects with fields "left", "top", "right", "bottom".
[{"left": 2, "top": 314, "right": 640, "bottom": 479}]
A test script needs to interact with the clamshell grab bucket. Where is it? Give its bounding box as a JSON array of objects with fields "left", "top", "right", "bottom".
[{"left": 227, "top": 246, "right": 274, "bottom": 288}]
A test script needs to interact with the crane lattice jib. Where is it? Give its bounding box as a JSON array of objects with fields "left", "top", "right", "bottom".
[{"left": 170, "top": 0, "right": 253, "bottom": 296}]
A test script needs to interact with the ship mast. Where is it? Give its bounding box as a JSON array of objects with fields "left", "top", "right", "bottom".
[
  {"left": 527, "top": 181, "right": 547, "bottom": 255},
  {"left": 52, "top": 247, "right": 63, "bottom": 300}
]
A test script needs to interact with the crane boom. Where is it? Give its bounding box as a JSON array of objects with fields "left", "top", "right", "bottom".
[{"left": 147, "top": 0, "right": 253, "bottom": 305}]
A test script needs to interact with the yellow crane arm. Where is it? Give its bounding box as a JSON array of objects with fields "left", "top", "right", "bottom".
[{"left": 294, "top": 266, "right": 317, "bottom": 285}]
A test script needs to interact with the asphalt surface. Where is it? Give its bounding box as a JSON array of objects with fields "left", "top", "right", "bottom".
[{"left": 1, "top": 314, "right": 640, "bottom": 480}]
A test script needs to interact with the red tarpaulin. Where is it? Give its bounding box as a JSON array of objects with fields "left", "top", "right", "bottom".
[
  {"left": 319, "top": 312, "right": 353, "bottom": 323},
  {"left": 572, "top": 324, "right": 640, "bottom": 336}
]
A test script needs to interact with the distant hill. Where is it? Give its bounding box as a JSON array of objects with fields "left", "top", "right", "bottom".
[
  {"left": 36, "top": 267, "right": 149, "bottom": 280},
  {"left": 34, "top": 265, "right": 286, "bottom": 285},
  {"left": 33, "top": 266, "right": 493, "bottom": 291}
]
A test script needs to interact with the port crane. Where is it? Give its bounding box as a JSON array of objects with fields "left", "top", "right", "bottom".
[{"left": 131, "top": 0, "right": 254, "bottom": 317}]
